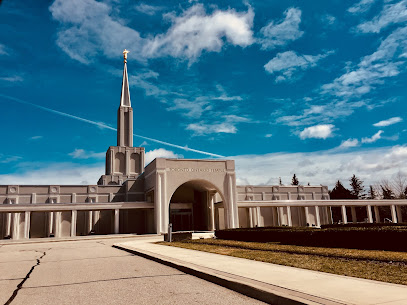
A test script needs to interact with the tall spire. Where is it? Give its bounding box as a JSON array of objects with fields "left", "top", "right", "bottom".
[
  {"left": 120, "top": 49, "right": 131, "bottom": 107},
  {"left": 117, "top": 49, "right": 133, "bottom": 147}
]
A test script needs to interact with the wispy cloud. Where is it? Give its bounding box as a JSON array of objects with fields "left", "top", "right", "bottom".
[
  {"left": 0, "top": 93, "right": 225, "bottom": 158},
  {"left": 145, "top": 148, "right": 183, "bottom": 165},
  {"left": 264, "top": 50, "right": 333, "bottom": 82},
  {"left": 338, "top": 138, "right": 359, "bottom": 149},
  {"left": 0, "top": 155, "right": 22, "bottom": 163},
  {"left": 299, "top": 124, "right": 334, "bottom": 140},
  {"left": 348, "top": 0, "right": 376, "bottom": 14},
  {"left": 356, "top": 0, "right": 407, "bottom": 33},
  {"left": 373, "top": 117, "right": 403, "bottom": 127},
  {"left": 361, "top": 130, "right": 383, "bottom": 143},
  {"left": 187, "top": 115, "right": 251, "bottom": 136},
  {"left": 29, "top": 135, "right": 43, "bottom": 140},
  {"left": 0, "top": 43, "right": 8, "bottom": 55},
  {"left": 68, "top": 149, "right": 105, "bottom": 159},
  {"left": 0, "top": 75, "right": 23, "bottom": 82},
  {"left": 258, "top": 8, "right": 303, "bottom": 50},
  {"left": 134, "top": 3, "right": 164, "bottom": 16}
]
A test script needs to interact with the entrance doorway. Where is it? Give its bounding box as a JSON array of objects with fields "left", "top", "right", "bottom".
[{"left": 169, "top": 180, "right": 222, "bottom": 232}]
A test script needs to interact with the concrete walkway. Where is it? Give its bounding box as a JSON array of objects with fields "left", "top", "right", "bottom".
[{"left": 115, "top": 237, "right": 407, "bottom": 305}]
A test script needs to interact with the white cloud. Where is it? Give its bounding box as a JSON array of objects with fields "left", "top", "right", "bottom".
[
  {"left": 0, "top": 44, "right": 8, "bottom": 55},
  {"left": 134, "top": 3, "right": 164, "bottom": 16},
  {"left": 299, "top": 124, "right": 334, "bottom": 140},
  {"left": 0, "top": 155, "right": 22, "bottom": 163},
  {"left": 187, "top": 115, "right": 251, "bottom": 136},
  {"left": 29, "top": 136, "right": 43, "bottom": 140},
  {"left": 50, "top": 1, "right": 254, "bottom": 64},
  {"left": 0, "top": 75, "right": 23, "bottom": 82},
  {"left": 0, "top": 162, "right": 104, "bottom": 185},
  {"left": 143, "top": 4, "right": 254, "bottom": 62},
  {"left": 357, "top": 0, "right": 407, "bottom": 33},
  {"left": 168, "top": 97, "right": 212, "bottom": 118},
  {"left": 339, "top": 138, "right": 359, "bottom": 149},
  {"left": 265, "top": 134, "right": 273, "bottom": 138},
  {"left": 321, "top": 25, "right": 407, "bottom": 98},
  {"left": 361, "top": 130, "right": 383, "bottom": 143},
  {"left": 373, "top": 117, "right": 403, "bottom": 127},
  {"left": 348, "top": 0, "right": 376, "bottom": 14},
  {"left": 68, "top": 148, "right": 105, "bottom": 159},
  {"left": 258, "top": 8, "right": 303, "bottom": 50},
  {"left": 233, "top": 145, "right": 407, "bottom": 188},
  {"left": 322, "top": 14, "right": 336, "bottom": 26},
  {"left": 264, "top": 50, "right": 332, "bottom": 82},
  {"left": 145, "top": 148, "right": 183, "bottom": 165},
  {"left": 50, "top": 0, "right": 143, "bottom": 64}
]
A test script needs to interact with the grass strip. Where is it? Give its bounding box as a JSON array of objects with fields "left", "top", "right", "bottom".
[{"left": 158, "top": 239, "right": 407, "bottom": 285}]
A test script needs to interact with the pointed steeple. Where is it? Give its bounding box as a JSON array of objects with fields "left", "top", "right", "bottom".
[
  {"left": 120, "top": 49, "right": 131, "bottom": 107},
  {"left": 117, "top": 49, "right": 133, "bottom": 147}
]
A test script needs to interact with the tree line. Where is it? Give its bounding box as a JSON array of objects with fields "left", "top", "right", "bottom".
[{"left": 287, "top": 172, "right": 407, "bottom": 200}]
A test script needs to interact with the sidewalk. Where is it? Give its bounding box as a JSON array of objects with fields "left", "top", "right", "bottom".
[{"left": 115, "top": 237, "right": 407, "bottom": 305}]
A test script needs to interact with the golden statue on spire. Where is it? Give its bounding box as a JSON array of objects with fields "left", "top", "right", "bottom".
[{"left": 123, "top": 49, "right": 130, "bottom": 63}]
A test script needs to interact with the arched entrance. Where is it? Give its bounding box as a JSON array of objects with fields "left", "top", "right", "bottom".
[{"left": 169, "top": 180, "right": 223, "bottom": 232}]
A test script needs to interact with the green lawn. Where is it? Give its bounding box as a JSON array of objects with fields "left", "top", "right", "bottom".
[{"left": 159, "top": 239, "right": 407, "bottom": 285}]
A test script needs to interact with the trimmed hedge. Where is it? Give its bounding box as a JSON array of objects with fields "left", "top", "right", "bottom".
[
  {"left": 321, "top": 223, "right": 407, "bottom": 229},
  {"left": 215, "top": 226, "right": 407, "bottom": 251}
]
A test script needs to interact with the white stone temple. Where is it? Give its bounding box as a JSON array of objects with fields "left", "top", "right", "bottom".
[{"left": 1, "top": 50, "right": 346, "bottom": 240}]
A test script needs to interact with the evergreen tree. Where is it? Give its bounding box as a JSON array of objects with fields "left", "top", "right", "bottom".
[
  {"left": 368, "top": 185, "right": 377, "bottom": 199},
  {"left": 279, "top": 177, "right": 282, "bottom": 186},
  {"left": 291, "top": 174, "right": 299, "bottom": 185},
  {"left": 349, "top": 174, "right": 364, "bottom": 199},
  {"left": 330, "top": 180, "right": 356, "bottom": 199},
  {"left": 381, "top": 186, "right": 395, "bottom": 199}
]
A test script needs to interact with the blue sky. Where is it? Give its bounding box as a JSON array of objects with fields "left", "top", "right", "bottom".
[{"left": 0, "top": 0, "right": 407, "bottom": 188}]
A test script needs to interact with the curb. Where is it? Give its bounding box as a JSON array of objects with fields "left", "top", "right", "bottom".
[{"left": 113, "top": 244, "right": 344, "bottom": 305}]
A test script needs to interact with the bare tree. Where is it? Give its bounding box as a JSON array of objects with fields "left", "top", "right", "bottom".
[{"left": 391, "top": 171, "right": 407, "bottom": 199}]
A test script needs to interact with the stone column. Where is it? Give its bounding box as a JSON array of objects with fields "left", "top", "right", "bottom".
[
  {"left": 208, "top": 191, "right": 216, "bottom": 231},
  {"left": 114, "top": 209, "right": 120, "bottom": 234},
  {"left": 24, "top": 211, "right": 30, "bottom": 239},
  {"left": 125, "top": 149, "right": 130, "bottom": 176},
  {"left": 374, "top": 206, "right": 381, "bottom": 223},
  {"left": 256, "top": 207, "right": 261, "bottom": 227},
  {"left": 154, "top": 172, "right": 162, "bottom": 234},
  {"left": 366, "top": 205, "right": 373, "bottom": 223},
  {"left": 11, "top": 213, "right": 20, "bottom": 240},
  {"left": 287, "top": 206, "right": 292, "bottom": 227},
  {"left": 390, "top": 205, "right": 397, "bottom": 223},
  {"left": 248, "top": 208, "right": 254, "bottom": 228},
  {"left": 71, "top": 210, "right": 77, "bottom": 237},
  {"left": 396, "top": 205, "right": 403, "bottom": 223},
  {"left": 54, "top": 212, "right": 62, "bottom": 238},
  {"left": 304, "top": 206, "right": 310, "bottom": 226},
  {"left": 226, "top": 173, "right": 238, "bottom": 229},
  {"left": 88, "top": 210, "right": 93, "bottom": 234},
  {"left": 315, "top": 206, "right": 321, "bottom": 227},
  {"left": 278, "top": 207, "right": 284, "bottom": 226},
  {"left": 351, "top": 207, "right": 357, "bottom": 223},
  {"left": 341, "top": 205, "right": 348, "bottom": 224}
]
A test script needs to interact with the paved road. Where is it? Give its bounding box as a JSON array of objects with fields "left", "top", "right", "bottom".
[{"left": 0, "top": 238, "right": 264, "bottom": 305}]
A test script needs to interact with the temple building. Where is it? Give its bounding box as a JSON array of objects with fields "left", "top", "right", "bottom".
[{"left": 0, "top": 51, "right": 332, "bottom": 240}]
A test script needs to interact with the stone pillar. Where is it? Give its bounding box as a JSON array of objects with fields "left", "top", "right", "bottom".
[
  {"left": 208, "top": 192, "right": 216, "bottom": 231},
  {"left": 278, "top": 207, "right": 284, "bottom": 226},
  {"left": 226, "top": 173, "right": 238, "bottom": 228},
  {"left": 256, "top": 207, "right": 261, "bottom": 227},
  {"left": 374, "top": 206, "right": 381, "bottom": 223},
  {"left": 71, "top": 210, "right": 77, "bottom": 237},
  {"left": 390, "top": 205, "right": 397, "bottom": 223},
  {"left": 315, "top": 206, "right": 321, "bottom": 227},
  {"left": 114, "top": 209, "right": 120, "bottom": 234},
  {"left": 341, "top": 205, "right": 348, "bottom": 224},
  {"left": 155, "top": 173, "right": 162, "bottom": 234},
  {"left": 88, "top": 210, "right": 93, "bottom": 234},
  {"left": 11, "top": 213, "right": 20, "bottom": 240},
  {"left": 304, "top": 207, "right": 310, "bottom": 226},
  {"left": 54, "top": 212, "right": 62, "bottom": 238},
  {"left": 351, "top": 207, "right": 357, "bottom": 223},
  {"left": 287, "top": 206, "right": 292, "bottom": 226},
  {"left": 248, "top": 208, "right": 254, "bottom": 228},
  {"left": 366, "top": 205, "right": 373, "bottom": 223},
  {"left": 396, "top": 205, "right": 403, "bottom": 223},
  {"left": 24, "top": 211, "right": 30, "bottom": 239}
]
